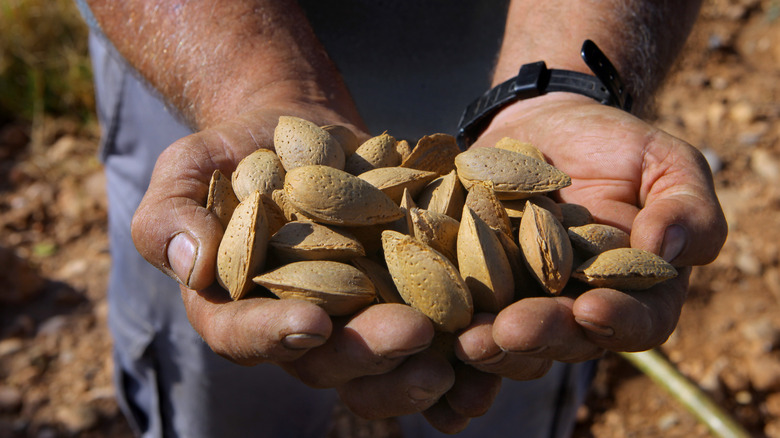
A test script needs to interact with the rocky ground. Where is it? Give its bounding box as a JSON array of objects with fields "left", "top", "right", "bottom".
[{"left": 1, "top": 0, "right": 779, "bottom": 437}]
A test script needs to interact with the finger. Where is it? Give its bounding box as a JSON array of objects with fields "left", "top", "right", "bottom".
[
  {"left": 181, "top": 287, "right": 333, "bottom": 365},
  {"left": 132, "top": 128, "right": 261, "bottom": 290},
  {"left": 632, "top": 133, "right": 727, "bottom": 266},
  {"left": 572, "top": 268, "right": 691, "bottom": 352},
  {"left": 492, "top": 298, "right": 605, "bottom": 362},
  {"left": 455, "top": 313, "right": 553, "bottom": 380},
  {"left": 289, "top": 304, "right": 435, "bottom": 388},
  {"left": 421, "top": 399, "right": 471, "bottom": 435},
  {"left": 444, "top": 363, "right": 502, "bottom": 418},
  {"left": 337, "top": 350, "right": 455, "bottom": 420}
]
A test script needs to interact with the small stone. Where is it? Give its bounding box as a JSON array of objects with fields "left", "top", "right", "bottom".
[
  {"left": 698, "top": 357, "right": 728, "bottom": 394},
  {"left": 747, "top": 355, "right": 780, "bottom": 392},
  {"left": 729, "top": 101, "right": 756, "bottom": 124},
  {"left": 55, "top": 404, "right": 99, "bottom": 434},
  {"left": 720, "top": 366, "right": 751, "bottom": 393},
  {"left": 734, "top": 390, "right": 752, "bottom": 405},
  {"left": 738, "top": 122, "right": 769, "bottom": 145},
  {"left": 750, "top": 149, "right": 780, "bottom": 182},
  {"left": 0, "top": 386, "right": 22, "bottom": 412},
  {"left": 657, "top": 412, "right": 680, "bottom": 431},
  {"left": 37, "top": 316, "right": 70, "bottom": 337},
  {"left": 735, "top": 249, "right": 762, "bottom": 276},
  {"left": 740, "top": 317, "right": 780, "bottom": 353},
  {"left": 706, "top": 102, "right": 727, "bottom": 126}
]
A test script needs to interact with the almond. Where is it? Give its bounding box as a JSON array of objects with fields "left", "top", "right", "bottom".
[{"left": 254, "top": 260, "right": 376, "bottom": 316}]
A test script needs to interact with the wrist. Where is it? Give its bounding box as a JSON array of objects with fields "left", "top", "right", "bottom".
[{"left": 457, "top": 41, "right": 632, "bottom": 149}]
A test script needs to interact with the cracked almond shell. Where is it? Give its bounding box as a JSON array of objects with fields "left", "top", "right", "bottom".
[
  {"left": 410, "top": 207, "right": 460, "bottom": 266},
  {"left": 518, "top": 201, "right": 573, "bottom": 296},
  {"left": 253, "top": 260, "right": 376, "bottom": 316},
  {"left": 206, "top": 169, "right": 240, "bottom": 230},
  {"left": 572, "top": 248, "right": 678, "bottom": 290},
  {"left": 216, "top": 191, "right": 269, "bottom": 300},
  {"left": 457, "top": 206, "right": 515, "bottom": 312},
  {"left": 464, "top": 181, "right": 513, "bottom": 237},
  {"left": 400, "top": 133, "right": 460, "bottom": 176},
  {"left": 284, "top": 165, "right": 404, "bottom": 226},
  {"left": 455, "top": 147, "right": 571, "bottom": 199},
  {"left": 415, "top": 170, "right": 465, "bottom": 221},
  {"left": 382, "top": 230, "right": 473, "bottom": 332}
]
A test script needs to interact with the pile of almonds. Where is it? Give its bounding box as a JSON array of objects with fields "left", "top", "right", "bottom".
[{"left": 207, "top": 116, "right": 677, "bottom": 334}]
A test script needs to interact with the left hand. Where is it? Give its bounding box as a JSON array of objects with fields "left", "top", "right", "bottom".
[{"left": 422, "top": 92, "right": 728, "bottom": 427}]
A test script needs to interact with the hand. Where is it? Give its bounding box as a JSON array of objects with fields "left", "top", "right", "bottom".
[
  {"left": 432, "top": 93, "right": 727, "bottom": 425},
  {"left": 129, "top": 104, "right": 473, "bottom": 423}
]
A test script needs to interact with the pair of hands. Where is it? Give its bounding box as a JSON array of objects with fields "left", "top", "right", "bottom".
[{"left": 131, "top": 94, "right": 727, "bottom": 433}]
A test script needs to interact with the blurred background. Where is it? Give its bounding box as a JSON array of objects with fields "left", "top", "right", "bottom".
[{"left": 0, "top": 0, "right": 778, "bottom": 437}]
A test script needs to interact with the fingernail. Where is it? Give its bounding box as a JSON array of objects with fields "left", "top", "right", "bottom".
[
  {"left": 466, "top": 350, "right": 506, "bottom": 366},
  {"left": 407, "top": 386, "right": 438, "bottom": 402},
  {"left": 576, "top": 319, "right": 615, "bottom": 337},
  {"left": 168, "top": 232, "right": 197, "bottom": 287},
  {"left": 661, "top": 224, "right": 687, "bottom": 263},
  {"left": 508, "top": 346, "right": 549, "bottom": 355},
  {"left": 282, "top": 333, "right": 327, "bottom": 350}
]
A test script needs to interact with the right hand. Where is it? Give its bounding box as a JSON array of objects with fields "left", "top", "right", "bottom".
[{"left": 129, "top": 105, "right": 501, "bottom": 425}]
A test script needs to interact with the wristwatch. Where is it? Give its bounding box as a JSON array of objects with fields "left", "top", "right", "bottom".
[{"left": 456, "top": 40, "right": 633, "bottom": 150}]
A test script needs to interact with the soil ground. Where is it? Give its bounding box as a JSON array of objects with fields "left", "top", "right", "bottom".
[{"left": 1, "top": 0, "right": 779, "bottom": 436}]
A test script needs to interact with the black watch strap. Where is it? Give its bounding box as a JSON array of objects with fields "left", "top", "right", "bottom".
[{"left": 456, "top": 40, "right": 633, "bottom": 150}]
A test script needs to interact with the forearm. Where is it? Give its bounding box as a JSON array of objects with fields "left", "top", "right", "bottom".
[
  {"left": 495, "top": 0, "right": 702, "bottom": 114},
  {"left": 86, "top": 0, "right": 361, "bottom": 129}
]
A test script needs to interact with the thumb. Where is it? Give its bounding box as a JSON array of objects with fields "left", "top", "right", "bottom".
[
  {"left": 630, "top": 137, "right": 727, "bottom": 267},
  {"left": 131, "top": 128, "right": 251, "bottom": 290}
]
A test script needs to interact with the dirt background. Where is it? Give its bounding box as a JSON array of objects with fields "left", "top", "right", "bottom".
[{"left": 1, "top": 0, "right": 779, "bottom": 436}]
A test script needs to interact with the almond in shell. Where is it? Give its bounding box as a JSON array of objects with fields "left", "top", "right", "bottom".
[
  {"left": 344, "top": 132, "right": 400, "bottom": 175},
  {"left": 322, "top": 124, "right": 360, "bottom": 157},
  {"left": 415, "top": 170, "right": 465, "bottom": 221},
  {"left": 409, "top": 207, "right": 460, "bottom": 266},
  {"left": 518, "top": 201, "right": 573, "bottom": 296},
  {"left": 253, "top": 260, "right": 376, "bottom": 316},
  {"left": 274, "top": 116, "right": 345, "bottom": 171},
  {"left": 268, "top": 221, "right": 365, "bottom": 263},
  {"left": 455, "top": 147, "right": 571, "bottom": 200},
  {"left": 568, "top": 223, "right": 631, "bottom": 256},
  {"left": 358, "top": 166, "right": 437, "bottom": 204},
  {"left": 559, "top": 203, "right": 594, "bottom": 228},
  {"left": 400, "top": 133, "right": 460, "bottom": 176},
  {"left": 457, "top": 206, "right": 515, "bottom": 312},
  {"left": 206, "top": 169, "right": 240, "bottom": 230},
  {"left": 572, "top": 248, "right": 677, "bottom": 290},
  {"left": 351, "top": 256, "right": 404, "bottom": 304},
  {"left": 231, "top": 148, "right": 285, "bottom": 201},
  {"left": 216, "top": 191, "right": 269, "bottom": 300},
  {"left": 382, "top": 230, "right": 473, "bottom": 332},
  {"left": 284, "top": 165, "right": 404, "bottom": 226},
  {"left": 494, "top": 137, "right": 546, "bottom": 162},
  {"left": 464, "top": 181, "right": 513, "bottom": 238}
]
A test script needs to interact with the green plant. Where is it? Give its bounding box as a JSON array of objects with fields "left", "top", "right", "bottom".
[{"left": 0, "top": 0, "right": 94, "bottom": 123}]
